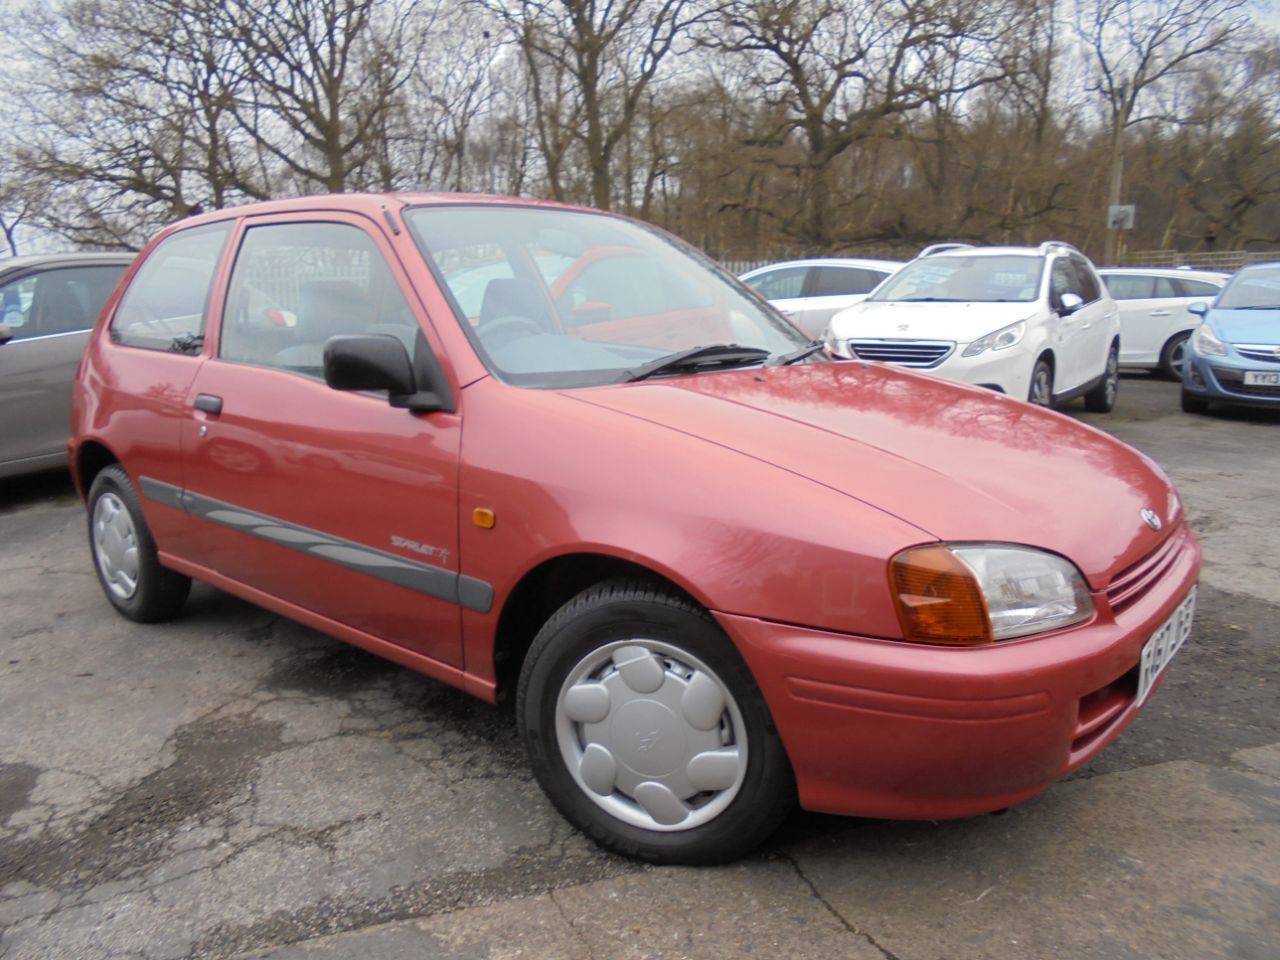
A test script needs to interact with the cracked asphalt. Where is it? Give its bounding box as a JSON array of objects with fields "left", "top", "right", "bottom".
[{"left": 1, "top": 374, "right": 1277, "bottom": 960}]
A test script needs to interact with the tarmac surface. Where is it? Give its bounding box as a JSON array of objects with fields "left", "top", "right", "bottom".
[{"left": 1, "top": 372, "right": 1277, "bottom": 960}]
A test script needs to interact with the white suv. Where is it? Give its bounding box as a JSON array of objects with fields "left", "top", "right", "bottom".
[{"left": 823, "top": 242, "right": 1121, "bottom": 410}]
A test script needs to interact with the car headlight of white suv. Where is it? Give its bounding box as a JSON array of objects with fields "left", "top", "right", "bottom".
[
  {"left": 961, "top": 320, "right": 1026, "bottom": 358},
  {"left": 823, "top": 326, "right": 854, "bottom": 359}
]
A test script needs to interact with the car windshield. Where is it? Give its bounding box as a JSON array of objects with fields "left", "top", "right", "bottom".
[
  {"left": 868, "top": 255, "right": 1043, "bottom": 304},
  {"left": 1216, "top": 267, "right": 1280, "bottom": 310},
  {"left": 404, "top": 205, "right": 806, "bottom": 388}
]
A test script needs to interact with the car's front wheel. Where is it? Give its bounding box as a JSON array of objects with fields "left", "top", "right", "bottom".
[
  {"left": 1028, "top": 357, "right": 1054, "bottom": 406},
  {"left": 87, "top": 465, "right": 191, "bottom": 622},
  {"left": 518, "top": 580, "right": 795, "bottom": 864},
  {"left": 1084, "top": 343, "right": 1120, "bottom": 412}
]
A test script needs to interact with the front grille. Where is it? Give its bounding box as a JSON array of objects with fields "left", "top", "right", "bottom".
[
  {"left": 1106, "top": 529, "right": 1185, "bottom": 614},
  {"left": 1210, "top": 365, "right": 1280, "bottom": 398},
  {"left": 848, "top": 339, "right": 954, "bottom": 367},
  {"left": 1235, "top": 344, "right": 1280, "bottom": 364}
]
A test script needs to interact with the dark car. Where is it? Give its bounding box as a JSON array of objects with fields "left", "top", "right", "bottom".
[{"left": 0, "top": 253, "right": 134, "bottom": 477}]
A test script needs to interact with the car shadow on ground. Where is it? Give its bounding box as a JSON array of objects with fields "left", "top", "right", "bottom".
[{"left": 0, "top": 468, "right": 78, "bottom": 515}]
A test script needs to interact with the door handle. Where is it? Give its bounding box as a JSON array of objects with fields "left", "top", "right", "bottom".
[
  {"left": 1148, "top": 310, "right": 1171, "bottom": 317},
  {"left": 194, "top": 393, "right": 223, "bottom": 416}
]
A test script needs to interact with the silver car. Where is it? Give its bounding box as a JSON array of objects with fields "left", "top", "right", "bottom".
[{"left": 0, "top": 253, "right": 133, "bottom": 477}]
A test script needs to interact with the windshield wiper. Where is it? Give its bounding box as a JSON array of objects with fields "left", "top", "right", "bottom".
[
  {"left": 895, "top": 297, "right": 966, "bottom": 302},
  {"left": 765, "top": 340, "right": 826, "bottom": 366},
  {"left": 623, "top": 344, "right": 770, "bottom": 382},
  {"left": 1232, "top": 304, "right": 1280, "bottom": 310}
]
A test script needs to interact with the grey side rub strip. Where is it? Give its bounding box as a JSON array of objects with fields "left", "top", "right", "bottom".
[{"left": 139, "top": 476, "right": 494, "bottom": 613}]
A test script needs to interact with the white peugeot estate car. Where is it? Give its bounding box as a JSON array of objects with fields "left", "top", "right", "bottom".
[{"left": 823, "top": 242, "right": 1121, "bottom": 410}]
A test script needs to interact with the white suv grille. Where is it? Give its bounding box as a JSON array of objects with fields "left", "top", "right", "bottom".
[{"left": 848, "top": 340, "right": 955, "bottom": 367}]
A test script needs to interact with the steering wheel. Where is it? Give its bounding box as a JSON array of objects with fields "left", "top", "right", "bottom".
[{"left": 477, "top": 314, "right": 544, "bottom": 348}]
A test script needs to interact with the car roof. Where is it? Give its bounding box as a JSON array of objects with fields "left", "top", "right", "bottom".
[
  {"left": 740, "top": 257, "right": 904, "bottom": 277},
  {"left": 0, "top": 252, "right": 135, "bottom": 275},
  {"left": 1098, "top": 266, "right": 1230, "bottom": 283},
  {"left": 923, "top": 246, "right": 1048, "bottom": 258}
]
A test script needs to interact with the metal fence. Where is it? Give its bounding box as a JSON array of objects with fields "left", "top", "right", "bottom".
[{"left": 1121, "top": 249, "right": 1280, "bottom": 272}]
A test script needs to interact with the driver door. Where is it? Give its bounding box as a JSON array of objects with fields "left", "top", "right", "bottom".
[{"left": 180, "top": 215, "right": 465, "bottom": 666}]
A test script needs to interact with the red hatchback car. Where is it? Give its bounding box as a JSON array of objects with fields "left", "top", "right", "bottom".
[{"left": 71, "top": 194, "right": 1200, "bottom": 863}]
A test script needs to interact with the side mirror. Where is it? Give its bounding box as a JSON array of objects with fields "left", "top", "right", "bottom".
[
  {"left": 1058, "top": 292, "right": 1084, "bottom": 315},
  {"left": 323, "top": 334, "right": 448, "bottom": 413},
  {"left": 1187, "top": 301, "right": 1208, "bottom": 316},
  {"left": 0, "top": 324, "right": 12, "bottom": 345}
]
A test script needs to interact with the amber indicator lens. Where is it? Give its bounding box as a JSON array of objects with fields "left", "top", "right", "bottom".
[
  {"left": 890, "top": 545, "right": 992, "bottom": 646},
  {"left": 472, "top": 508, "right": 496, "bottom": 529}
]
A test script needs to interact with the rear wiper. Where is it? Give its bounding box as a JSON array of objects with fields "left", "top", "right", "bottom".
[
  {"left": 623, "top": 344, "right": 769, "bottom": 382},
  {"left": 765, "top": 340, "right": 826, "bottom": 366}
]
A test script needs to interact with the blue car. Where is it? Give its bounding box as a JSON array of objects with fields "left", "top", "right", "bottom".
[{"left": 1182, "top": 262, "right": 1280, "bottom": 413}]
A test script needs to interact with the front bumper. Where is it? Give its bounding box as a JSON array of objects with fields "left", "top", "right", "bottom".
[
  {"left": 1183, "top": 353, "right": 1280, "bottom": 408},
  {"left": 718, "top": 524, "right": 1201, "bottom": 820}
]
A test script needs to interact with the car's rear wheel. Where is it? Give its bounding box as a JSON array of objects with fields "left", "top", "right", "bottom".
[
  {"left": 1028, "top": 357, "right": 1053, "bottom": 406},
  {"left": 1084, "top": 343, "right": 1120, "bottom": 412},
  {"left": 87, "top": 465, "right": 191, "bottom": 622},
  {"left": 1159, "top": 332, "right": 1191, "bottom": 381},
  {"left": 1180, "top": 388, "right": 1210, "bottom": 414},
  {"left": 518, "top": 580, "right": 794, "bottom": 864}
]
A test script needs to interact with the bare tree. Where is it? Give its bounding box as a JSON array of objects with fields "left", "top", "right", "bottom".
[
  {"left": 1075, "top": 0, "right": 1251, "bottom": 262},
  {"left": 705, "top": 0, "right": 1022, "bottom": 249},
  {"left": 222, "top": 0, "right": 420, "bottom": 193},
  {"left": 484, "top": 0, "right": 710, "bottom": 210}
]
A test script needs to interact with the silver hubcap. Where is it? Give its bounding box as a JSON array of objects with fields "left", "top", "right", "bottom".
[
  {"left": 1031, "top": 366, "right": 1051, "bottom": 405},
  {"left": 1105, "top": 351, "right": 1118, "bottom": 404},
  {"left": 92, "top": 493, "right": 140, "bottom": 600},
  {"left": 1170, "top": 340, "right": 1186, "bottom": 376},
  {"left": 555, "top": 639, "right": 748, "bottom": 832}
]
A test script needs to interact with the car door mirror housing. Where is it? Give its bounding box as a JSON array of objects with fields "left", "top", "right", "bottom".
[
  {"left": 323, "top": 334, "right": 449, "bottom": 413},
  {"left": 1058, "top": 292, "right": 1084, "bottom": 315},
  {"left": 0, "top": 323, "right": 13, "bottom": 345},
  {"left": 1187, "top": 301, "right": 1208, "bottom": 316}
]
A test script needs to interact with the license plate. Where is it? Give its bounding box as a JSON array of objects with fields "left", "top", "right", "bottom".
[
  {"left": 1137, "top": 587, "right": 1196, "bottom": 706},
  {"left": 1244, "top": 370, "right": 1280, "bottom": 386}
]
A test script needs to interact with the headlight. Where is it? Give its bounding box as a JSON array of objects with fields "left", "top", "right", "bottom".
[
  {"left": 823, "top": 327, "right": 854, "bottom": 359},
  {"left": 1190, "top": 323, "right": 1227, "bottom": 356},
  {"left": 961, "top": 320, "right": 1026, "bottom": 358},
  {"left": 890, "top": 543, "right": 1094, "bottom": 646}
]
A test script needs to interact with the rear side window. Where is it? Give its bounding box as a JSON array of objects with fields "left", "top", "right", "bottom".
[
  {"left": 744, "top": 266, "right": 807, "bottom": 300},
  {"left": 112, "top": 224, "right": 231, "bottom": 352},
  {"left": 0, "top": 265, "right": 125, "bottom": 340},
  {"left": 1106, "top": 274, "right": 1184, "bottom": 300},
  {"left": 808, "top": 266, "right": 886, "bottom": 297},
  {"left": 1176, "top": 278, "right": 1221, "bottom": 297}
]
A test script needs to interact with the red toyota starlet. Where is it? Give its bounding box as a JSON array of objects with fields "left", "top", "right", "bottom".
[{"left": 70, "top": 194, "right": 1200, "bottom": 863}]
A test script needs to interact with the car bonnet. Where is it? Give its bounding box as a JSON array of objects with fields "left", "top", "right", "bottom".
[{"left": 573, "top": 361, "right": 1179, "bottom": 589}]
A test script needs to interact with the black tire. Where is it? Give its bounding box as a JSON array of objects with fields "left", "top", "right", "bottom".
[
  {"left": 1159, "top": 331, "right": 1191, "bottom": 381},
  {"left": 517, "top": 580, "right": 795, "bottom": 864},
  {"left": 1027, "top": 356, "right": 1053, "bottom": 406},
  {"left": 1084, "top": 342, "right": 1120, "bottom": 413},
  {"left": 87, "top": 465, "right": 191, "bottom": 622},
  {"left": 1180, "top": 388, "right": 1210, "bottom": 414}
]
